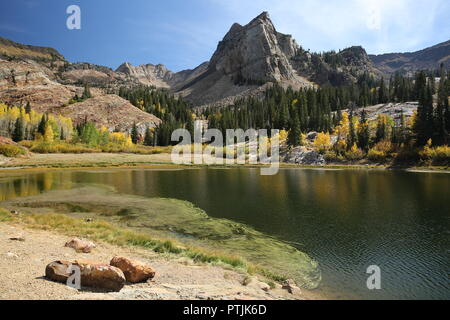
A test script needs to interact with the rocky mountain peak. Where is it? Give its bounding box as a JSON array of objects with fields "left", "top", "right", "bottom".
[
  {"left": 339, "top": 46, "right": 372, "bottom": 66},
  {"left": 116, "top": 62, "right": 173, "bottom": 88},
  {"left": 249, "top": 11, "right": 272, "bottom": 25},
  {"left": 208, "top": 11, "right": 301, "bottom": 85}
]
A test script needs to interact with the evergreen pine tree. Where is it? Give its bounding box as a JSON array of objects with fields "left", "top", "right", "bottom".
[
  {"left": 378, "top": 77, "right": 388, "bottom": 104},
  {"left": 144, "top": 127, "right": 153, "bottom": 146},
  {"left": 445, "top": 97, "right": 450, "bottom": 134},
  {"left": 25, "top": 102, "right": 31, "bottom": 114},
  {"left": 347, "top": 111, "right": 357, "bottom": 148},
  {"left": 60, "top": 127, "right": 65, "bottom": 141},
  {"left": 12, "top": 117, "right": 24, "bottom": 142},
  {"left": 414, "top": 73, "right": 434, "bottom": 145},
  {"left": 131, "top": 122, "right": 139, "bottom": 144},
  {"left": 357, "top": 109, "right": 370, "bottom": 151},
  {"left": 186, "top": 114, "right": 195, "bottom": 137},
  {"left": 287, "top": 110, "right": 302, "bottom": 147},
  {"left": 37, "top": 114, "right": 47, "bottom": 136}
]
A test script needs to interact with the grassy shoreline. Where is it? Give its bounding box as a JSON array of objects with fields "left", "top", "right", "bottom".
[
  {"left": 0, "top": 208, "right": 286, "bottom": 284},
  {"left": 0, "top": 152, "right": 448, "bottom": 173}
]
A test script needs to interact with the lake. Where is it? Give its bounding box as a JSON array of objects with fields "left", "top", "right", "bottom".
[{"left": 0, "top": 167, "right": 449, "bottom": 299}]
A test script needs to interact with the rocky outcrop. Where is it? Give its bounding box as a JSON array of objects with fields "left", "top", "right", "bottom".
[
  {"left": 209, "top": 12, "right": 301, "bottom": 84},
  {"left": 110, "top": 256, "right": 155, "bottom": 283},
  {"left": 45, "top": 260, "right": 126, "bottom": 292},
  {"left": 0, "top": 59, "right": 54, "bottom": 90},
  {"left": 56, "top": 94, "right": 161, "bottom": 134},
  {"left": 291, "top": 45, "right": 381, "bottom": 87},
  {"left": 283, "top": 146, "right": 325, "bottom": 165},
  {"left": 59, "top": 62, "right": 125, "bottom": 88},
  {"left": 115, "top": 61, "right": 210, "bottom": 90},
  {"left": 344, "top": 102, "right": 418, "bottom": 122},
  {"left": 116, "top": 62, "right": 173, "bottom": 88}
]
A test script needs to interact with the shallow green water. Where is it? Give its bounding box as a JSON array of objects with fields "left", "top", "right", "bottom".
[{"left": 1, "top": 168, "right": 449, "bottom": 299}]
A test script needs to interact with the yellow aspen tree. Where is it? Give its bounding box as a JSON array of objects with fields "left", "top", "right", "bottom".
[
  {"left": 314, "top": 132, "right": 331, "bottom": 152},
  {"left": 43, "top": 124, "right": 54, "bottom": 143}
]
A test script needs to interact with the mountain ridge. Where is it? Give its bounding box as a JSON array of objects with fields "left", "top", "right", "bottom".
[
  {"left": 1, "top": 12, "right": 449, "bottom": 110},
  {"left": 369, "top": 39, "right": 450, "bottom": 74}
]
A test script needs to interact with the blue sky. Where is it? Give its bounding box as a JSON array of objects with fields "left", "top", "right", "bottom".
[{"left": 0, "top": 0, "right": 449, "bottom": 72}]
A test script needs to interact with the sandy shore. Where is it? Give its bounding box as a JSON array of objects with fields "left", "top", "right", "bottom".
[{"left": 0, "top": 222, "right": 311, "bottom": 300}]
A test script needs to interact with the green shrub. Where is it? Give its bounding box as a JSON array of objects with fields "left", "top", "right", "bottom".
[{"left": 0, "top": 144, "right": 26, "bottom": 157}]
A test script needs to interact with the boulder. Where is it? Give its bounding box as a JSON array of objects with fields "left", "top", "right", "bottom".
[
  {"left": 64, "top": 238, "right": 96, "bottom": 253},
  {"left": 283, "top": 146, "right": 326, "bottom": 165},
  {"left": 281, "top": 279, "right": 302, "bottom": 295},
  {"left": 45, "top": 260, "right": 72, "bottom": 283},
  {"left": 110, "top": 256, "right": 156, "bottom": 283},
  {"left": 306, "top": 132, "right": 318, "bottom": 141},
  {"left": 245, "top": 277, "right": 271, "bottom": 292},
  {"left": 45, "top": 260, "right": 126, "bottom": 292}
]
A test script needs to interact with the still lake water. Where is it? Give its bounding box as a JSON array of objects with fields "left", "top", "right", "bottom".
[{"left": 1, "top": 168, "right": 449, "bottom": 299}]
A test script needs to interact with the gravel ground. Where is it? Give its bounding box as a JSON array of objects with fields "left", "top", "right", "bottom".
[{"left": 0, "top": 223, "right": 306, "bottom": 300}]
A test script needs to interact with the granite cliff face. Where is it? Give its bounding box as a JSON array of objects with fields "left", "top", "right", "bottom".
[{"left": 209, "top": 12, "right": 301, "bottom": 84}]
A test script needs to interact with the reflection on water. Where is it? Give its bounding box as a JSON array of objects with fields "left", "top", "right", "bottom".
[{"left": 0, "top": 168, "right": 449, "bottom": 299}]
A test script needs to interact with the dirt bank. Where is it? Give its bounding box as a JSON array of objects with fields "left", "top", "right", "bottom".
[{"left": 0, "top": 222, "right": 314, "bottom": 300}]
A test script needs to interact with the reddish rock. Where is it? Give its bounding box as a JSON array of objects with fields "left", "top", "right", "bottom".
[
  {"left": 45, "top": 260, "right": 72, "bottom": 283},
  {"left": 45, "top": 260, "right": 126, "bottom": 292},
  {"left": 110, "top": 256, "right": 155, "bottom": 283}
]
